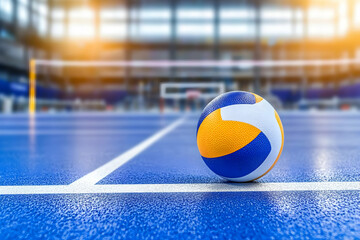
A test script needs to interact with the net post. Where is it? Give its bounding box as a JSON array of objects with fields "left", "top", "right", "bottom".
[
  {"left": 159, "top": 97, "right": 164, "bottom": 113},
  {"left": 29, "top": 59, "right": 36, "bottom": 115}
]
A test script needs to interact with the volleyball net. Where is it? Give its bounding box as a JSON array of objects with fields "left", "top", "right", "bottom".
[{"left": 28, "top": 58, "right": 360, "bottom": 114}]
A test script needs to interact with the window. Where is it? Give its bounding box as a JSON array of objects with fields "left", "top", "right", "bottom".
[
  {"left": 38, "top": 2, "right": 48, "bottom": 16},
  {"left": 220, "top": 23, "right": 255, "bottom": 37},
  {"left": 177, "top": 8, "right": 214, "bottom": 20},
  {"left": 133, "top": 23, "right": 170, "bottom": 39},
  {"left": 176, "top": 7, "right": 214, "bottom": 41},
  {"left": 100, "top": 23, "right": 126, "bottom": 40},
  {"left": 338, "top": 2, "right": 348, "bottom": 36},
  {"left": 306, "top": 6, "right": 340, "bottom": 37},
  {"left": 69, "top": 8, "right": 94, "bottom": 20},
  {"left": 0, "top": 0, "right": 13, "bottom": 21},
  {"left": 18, "top": 4, "right": 28, "bottom": 25},
  {"left": 308, "top": 7, "right": 335, "bottom": 21},
  {"left": 220, "top": 8, "right": 255, "bottom": 20},
  {"left": 68, "top": 7, "right": 95, "bottom": 38},
  {"left": 51, "top": 22, "right": 65, "bottom": 38},
  {"left": 129, "top": 6, "right": 171, "bottom": 42},
  {"left": 261, "top": 8, "right": 293, "bottom": 21},
  {"left": 33, "top": 2, "right": 48, "bottom": 36},
  {"left": 177, "top": 23, "right": 213, "bottom": 37},
  {"left": 355, "top": 2, "right": 360, "bottom": 27},
  {"left": 18, "top": 0, "right": 28, "bottom": 5},
  {"left": 261, "top": 23, "right": 293, "bottom": 37},
  {"left": 139, "top": 9, "right": 170, "bottom": 20},
  {"left": 294, "top": 22, "right": 304, "bottom": 38},
  {"left": 295, "top": 9, "right": 303, "bottom": 20},
  {"left": 100, "top": 7, "right": 127, "bottom": 41},
  {"left": 100, "top": 8, "right": 127, "bottom": 20},
  {"left": 52, "top": 8, "right": 65, "bottom": 20},
  {"left": 308, "top": 23, "right": 335, "bottom": 38},
  {"left": 220, "top": 6, "right": 256, "bottom": 41},
  {"left": 38, "top": 16, "right": 48, "bottom": 36},
  {"left": 68, "top": 23, "right": 95, "bottom": 38}
]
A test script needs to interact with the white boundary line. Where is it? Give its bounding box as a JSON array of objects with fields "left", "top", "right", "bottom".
[
  {"left": 0, "top": 130, "right": 158, "bottom": 135},
  {"left": 1, "top": 182, "right": 360, "bottom": 195},
  {"left": 70, "top": 117, "right": 186, "bottom": 186}
]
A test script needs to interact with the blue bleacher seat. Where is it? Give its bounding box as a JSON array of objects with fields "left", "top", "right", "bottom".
[{"left": 271, "top": 88, "right": 301, "bottom": 105}]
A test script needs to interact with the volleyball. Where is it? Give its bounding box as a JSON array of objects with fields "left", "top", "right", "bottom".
[{"left": 196, "top": 91, "right": 284, "bottom": 182}]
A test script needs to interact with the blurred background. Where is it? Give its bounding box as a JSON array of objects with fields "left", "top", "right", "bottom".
[{"left": 1, "top": 0, "right": 360, "bottom": 113}]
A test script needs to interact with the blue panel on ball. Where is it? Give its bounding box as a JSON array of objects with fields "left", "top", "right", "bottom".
[
  {"left": 196, "top": 91, "right": 256, "bottom": 133},
  {"left": 201, "top": 132, "right": 271, "bottom": 179}
]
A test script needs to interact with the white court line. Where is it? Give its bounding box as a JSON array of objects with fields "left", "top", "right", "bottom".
[
  {"left": 0, "top": 182, "right": 360, "bottom": 195},
  {"left": 0, "top": 120, "right": 174, "bottom": 126},
  {"left": 0, "top": 130, "right": 158, "bottom": 136},
  {"left": 70, "top": 117, "right": 186, "bottom": 187}
]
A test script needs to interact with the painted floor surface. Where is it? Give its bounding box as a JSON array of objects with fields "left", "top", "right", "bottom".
[{"left": 0, "top": 112, "right": 359, "bottom": 239}]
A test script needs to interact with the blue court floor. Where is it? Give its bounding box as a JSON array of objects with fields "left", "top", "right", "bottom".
[{"left": 0, "top": 112, "right": 360, "bottom": 239}]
